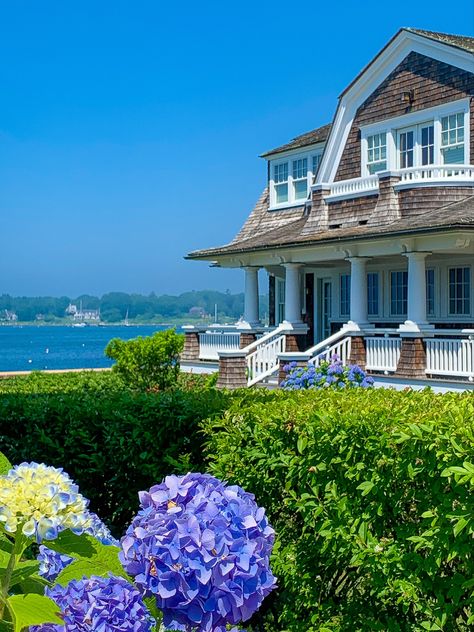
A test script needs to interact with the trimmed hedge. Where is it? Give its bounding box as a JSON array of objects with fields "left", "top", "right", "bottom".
[
  {"left": 0, "top": 372, "right": 228, "bottom": 535},
  {"left": 202, "top": 388, "right": 474, "bottom": 631}
]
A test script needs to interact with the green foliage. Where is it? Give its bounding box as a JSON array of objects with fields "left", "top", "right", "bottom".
[
  {"left": 105, "top": 329, "right": 184, "bottom": 391},
  {"left": 202, "top": 388, "right": 474, "bottom": 631},
  {"left": 7, "top": 594, "right": 63, "bottom": 631},
  {"left": 0, "top": 372, "right": 229, "bottom": 535}
]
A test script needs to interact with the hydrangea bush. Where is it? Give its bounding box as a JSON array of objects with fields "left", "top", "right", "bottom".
[
  {"left": 281, "top": 355, "right": 374, "bottom": 390},
  {"left": 120, "top": 473, "right": 276, "bottom": 631},
  {"left": 0, "top": 456, "right": 274, "bottom": 632}
]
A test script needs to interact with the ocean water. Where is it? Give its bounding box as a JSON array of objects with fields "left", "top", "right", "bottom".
[{"left": 0, "top": 325, "right": 174, "bottom": 372}]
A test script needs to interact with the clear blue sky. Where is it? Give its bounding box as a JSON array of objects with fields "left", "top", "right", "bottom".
[{"left": 1, "top": 1, "right": 473, "bottom": 297}]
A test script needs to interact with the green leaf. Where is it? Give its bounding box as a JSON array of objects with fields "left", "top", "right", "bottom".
[
  {"left": 297, "top": 436, "right": 307, "bottom": 454},
  {"left": 0, "top": 451, "right": 12, "bottom": 476},
  {"left": 143, "top": 596, "right": 162, "bottom": 625},
  {"left": 9, "top": 561, "right": 40, "bottom": 588},
  {"left": 453, "top": 516, "right": 469, "bottom": 537},
  {"left": 356, "top": 481, "right": 375, "bottom": 496},
  {"left": 7, "top": 594, "right": 63, "bottom": 631},
  {"left": 47, "top": 531, "right": 128, "bottom": 582}
]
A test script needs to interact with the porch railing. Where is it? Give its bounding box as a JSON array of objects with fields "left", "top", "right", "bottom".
[
  {"left": 245, "top": 324, "right": 290, "bottom": 386},
  {"left": 198, "top": 331, "right": 241, "bottom": 361},
  {"left": 366, "top": 336, "right": 402, "bottom": 372},
  {"left": 307, "top": 329, "right": 352, "bottom": 365},
  {"left": 426, "top": 334, "right": 474, "bottom": 379}
]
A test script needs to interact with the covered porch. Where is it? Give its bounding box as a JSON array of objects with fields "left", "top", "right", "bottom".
[{"left": 183, "top": 229, "right": 474, "bottom": 389}]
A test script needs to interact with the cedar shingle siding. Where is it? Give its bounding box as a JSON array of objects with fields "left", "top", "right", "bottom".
[{"left": 335, "top": 52, "right": 474, "bottom": 181}]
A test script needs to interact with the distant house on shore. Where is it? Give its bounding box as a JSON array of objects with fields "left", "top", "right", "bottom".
[
  {"left": 2, "top": 310, "right": 18, "bottom": 322},
  {"left": 73, "top": 309, "right": 100, "bottom": 322},
  {"left": 185, "top": 27, "right": 474, "bottom": 391}
]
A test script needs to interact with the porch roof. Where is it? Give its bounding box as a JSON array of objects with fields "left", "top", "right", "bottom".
[{"left": 187, "top": 195, "right": 474, "bottom": 259}]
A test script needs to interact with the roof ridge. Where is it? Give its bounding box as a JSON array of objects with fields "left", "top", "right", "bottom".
[{"left": 405, "top": 27, "right": 474, "bottom": 40}]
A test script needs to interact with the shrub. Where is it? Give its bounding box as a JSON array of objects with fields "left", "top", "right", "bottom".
[
  {"left": 105, "top": 329, "right": 184, "bottom": 391},
  {"left": 202, "top": 388, "right": 474, "bottom": 631},
  {"left": 281, "top": 355, "right": 374, "bottom": 390},
  {"left": 0, "top": 372, "right": 229, "bottom": 535}
]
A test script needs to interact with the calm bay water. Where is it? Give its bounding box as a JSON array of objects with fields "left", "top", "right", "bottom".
[{"left": 0, "top": 325, "right": 175, "bottom": 372}]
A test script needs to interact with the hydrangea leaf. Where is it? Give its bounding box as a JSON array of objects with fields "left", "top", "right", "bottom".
[
  {"left": 7, "top": 594, "right": 63, "bottom": 631},
  {"left": 143, "top": 597, "right": 163, "bottom": 626},
  {"left": 55, "top": 556, "right": 130, "bottom": 585},
  {"left": 0, "top": 451, "right": 12, "bottom": 476},
  {"left": 47, "top": 531, "right": 129, "bottom": 582},
  {"left": 9, "top": 560, "right": 41, "bottom": 588}
]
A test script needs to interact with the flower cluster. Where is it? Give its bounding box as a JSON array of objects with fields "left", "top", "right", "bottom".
[
  {"left": 38, "top": 512, "right": 118, "bottom": 581},
  {"left": 281, "top": 355, "right": 374, "bottom": 390},
  {"left": 31, "top": 575, "right": 155, "bottom": 632},
  {"left": 0, "top": 462, "right": 90, "bottom": 542},
  {"left": 120, "top": 473, "right": 276, "bottom": 631}
]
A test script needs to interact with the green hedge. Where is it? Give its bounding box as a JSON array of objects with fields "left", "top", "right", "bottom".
[
  {"left": 0, "top": 371, "right": 228, "bottom": 535},
  {"left": 202, "top": 388, "right": 474, "bottom": 631}
]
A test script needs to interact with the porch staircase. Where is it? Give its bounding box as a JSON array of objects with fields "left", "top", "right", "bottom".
[{"left": 244, "top": 327, "right": 352, "bottom": 388}]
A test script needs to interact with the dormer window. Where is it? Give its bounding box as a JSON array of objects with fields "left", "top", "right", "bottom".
[
  {"left": 361, "top": 100, "right": 470, "bottom": 176},
  {"left": 269, "top": 149, "right": 323, "bottom": 209},
  {"left": 367, "top": 133, "right": 387, "bottom": 174},
  {"left": 441, "top": 113, "right": 465, "bottom": 164},
  {"left": 273, "top": 163, "right": 289, "bottom": 204},
  {"left": 292, "top": 158, "right": 308, "bottom": 200}
]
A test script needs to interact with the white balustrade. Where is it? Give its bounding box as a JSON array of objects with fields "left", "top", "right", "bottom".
[
  {"left": 199, "top": 331, "right": 241, "bottom": 361},
  {"left": 396, "top": 164, "right": 474, "bottom": 187},
  {"left": 246, "top": 334, "right": 287, "bottom": 386},
  {"left": 309, "top": 336, "right": 352, "bottom": 366},
  {"left": 426, "top": 337, "right": 474, "bottom": 379},
  {"left": 325, "top": 175, "right": 379, "bottom": 200},
  {"left": 366, "top": 337, "right": 401, "bottom": 372}
]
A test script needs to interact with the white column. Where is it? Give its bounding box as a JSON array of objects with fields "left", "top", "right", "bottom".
[
  {"left": 347, "top": 257, "right": 370, "bottom": 328},
  {"left": 402, "top": 252, "right": 431, "bottom": 331},
  {"left": 283, "top": 263, "right": 302, "bottom": 325},
  {"left": 243, "top": 266, "right": 260, "bottom": 326}
]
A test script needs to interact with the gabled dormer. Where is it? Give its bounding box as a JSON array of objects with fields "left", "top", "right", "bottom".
[{"left": 260, "top": 124, "right": 331, "bottom": 210}]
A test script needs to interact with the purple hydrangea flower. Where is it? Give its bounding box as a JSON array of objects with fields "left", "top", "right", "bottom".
[
  {"left": 31, "top": 575, "right": 154, "bottom": 632},
  {"left": 120, "top": 473, "right": 276, "bottom": 631},
  {"left": 37, "top": 512, "right": 118, "bottom": 582}
]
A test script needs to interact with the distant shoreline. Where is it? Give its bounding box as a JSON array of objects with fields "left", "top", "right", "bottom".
[{"left": 0, "top": 321, "right": 215, "bottom": 328}]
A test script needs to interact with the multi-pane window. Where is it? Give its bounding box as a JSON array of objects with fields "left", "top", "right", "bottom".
[
  {"left": 367, "top": 133, "right": 387, "bottom": 174},
  {"left": 399, "top": 129, "right": 415, "bottom": 168},
  {"left": 426, "top": 269, "right": 435, "bottom": 316},
  {"left": 312, "top": 153, "right": 322, "bottom": 177},
  {"left": 390, "top": 271, "right": 408, "bottom": 316},
  {"left": 274, "top": 163, "right": 288, "bottom": 204},
  {"left": 367, "top": 272, "right": 379, "bottom": 316},
  {"left": 441, "top": 113, "right": 465, "bottom": 164},
  {"left": 449, "top": 267, "right": 471, "bottom": 315},
  {"left": 421, "top": 124, "right": 434, "bottom": 166},
  {"left": 340, "top": 274, "right": 351, "bottom": 317},
  {"left": 292, "top": 158, "right": 308, "bottom": 200}
]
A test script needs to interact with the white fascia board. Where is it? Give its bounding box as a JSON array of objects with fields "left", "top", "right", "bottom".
[
  {"left": 318, "top": 31, "right": 474, "bottom": 183},
  {"left": 264, "top": 141, "right": 325, "bottom": 162}
]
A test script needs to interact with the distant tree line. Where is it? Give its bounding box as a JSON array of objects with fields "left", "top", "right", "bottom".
[{"left": 0, "top": 291, "right": 269, "bottom": 323}]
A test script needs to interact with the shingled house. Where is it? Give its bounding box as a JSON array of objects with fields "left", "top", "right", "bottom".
[{"left": 185, "top": 28, "right": 474, "bottom": 390}]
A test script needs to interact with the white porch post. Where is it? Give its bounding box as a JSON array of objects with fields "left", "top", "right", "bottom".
[
  {"left": 243, "top": 266, "right": 260, "bottom": 326},
  {"left": 347, "top": 257, "right": 370, "bottom": 329},
  {"left": 283, "top": 263, "right": 302, "bottom": 325},
  {"left": 401, "top": 252, "right": 431, "bottom": 331}
]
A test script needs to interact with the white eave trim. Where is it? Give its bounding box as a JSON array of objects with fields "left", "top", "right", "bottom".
[{"left": 318, "top": 30, "right": 474, "bottom": 184}]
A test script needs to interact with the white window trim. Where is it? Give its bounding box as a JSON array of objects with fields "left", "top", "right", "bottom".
[
  {"left": 360, "top": 98, "right": 470, "bottom": 177},
  {"left": 447, "top": 264, "right": 472, "bottom": 317},
  {"left": 269, "top": 147, "right": 324, "bottom": 210}
]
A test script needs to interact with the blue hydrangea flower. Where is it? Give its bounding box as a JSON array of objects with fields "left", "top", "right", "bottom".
[
  {"left": 37, "top": 512, "right": 118, "bottom": 582},
  {"left": 280, "top": 358, "right": 373, "bottom": 390},
  {"left": 31, "top": 575, "right": 154, "bottom": 631},
  {"left": 120, "top": 473, "right": 276, "bottom": 632}
]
